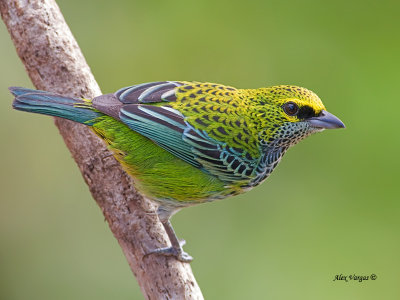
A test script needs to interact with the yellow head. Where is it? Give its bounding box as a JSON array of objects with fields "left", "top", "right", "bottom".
[{"left": 247, "top": 85, "right": 345, "bottom": 149}]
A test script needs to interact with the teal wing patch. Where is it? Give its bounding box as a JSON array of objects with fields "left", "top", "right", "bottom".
[{"left": 119, "top": 104, "right": 258, "bottom": 183}]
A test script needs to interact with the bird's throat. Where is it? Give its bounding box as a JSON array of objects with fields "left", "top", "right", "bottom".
[{"left": 246, "top": 147, "right": 287, "bottom": 188}]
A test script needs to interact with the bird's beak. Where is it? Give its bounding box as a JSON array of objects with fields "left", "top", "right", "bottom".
[{"left": 308, "top": 110, "right": 345, "bottom": 129}]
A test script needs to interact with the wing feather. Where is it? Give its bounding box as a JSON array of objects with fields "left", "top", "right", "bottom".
[{"left": 115, "top": 81, "right": 184, "bottom": 103}]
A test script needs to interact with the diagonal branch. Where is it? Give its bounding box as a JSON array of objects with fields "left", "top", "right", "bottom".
[{"left": 0, "top": 0, "right": 203, "bottom": 299}]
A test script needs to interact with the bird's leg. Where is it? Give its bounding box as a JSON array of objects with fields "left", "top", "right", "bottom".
[
  {"left": 162, "top": 219, "right": 193, "bottom": 262},
  {"left": 146, "top": 220, "right": 193, "bottom": 263},
  {"left": 145, "top": 207, "right": 193, "bottom": 262}
]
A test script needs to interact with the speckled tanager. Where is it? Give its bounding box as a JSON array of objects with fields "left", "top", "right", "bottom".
[{"left": 10, "top": 81, "right": 345, "bottom": 262}]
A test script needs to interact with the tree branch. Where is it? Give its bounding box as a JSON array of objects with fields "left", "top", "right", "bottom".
[{"left": 0, "top": 0, "right": 203, "bottom": 299}]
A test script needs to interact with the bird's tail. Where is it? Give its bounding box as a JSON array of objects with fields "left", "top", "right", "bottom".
[{"left": 10, "top": 87, "right": 103, "bottom": 125}]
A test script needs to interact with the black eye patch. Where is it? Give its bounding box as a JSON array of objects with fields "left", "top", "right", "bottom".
[{"left": 297, "top": 106, "right": 317, "bottom": 119}]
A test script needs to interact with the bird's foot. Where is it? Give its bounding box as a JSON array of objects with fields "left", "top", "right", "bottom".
[{"left": 145, "top": 240, "right": 193, "bottom": 263}]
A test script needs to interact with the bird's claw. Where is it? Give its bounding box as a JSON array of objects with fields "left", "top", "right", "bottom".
[{"left": 145, "top": 244, "right": 193, "bottom": 263}]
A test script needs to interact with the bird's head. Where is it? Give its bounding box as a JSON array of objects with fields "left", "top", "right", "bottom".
[{"left": 252, "top": 85, "right": 345, "bottom": 150}]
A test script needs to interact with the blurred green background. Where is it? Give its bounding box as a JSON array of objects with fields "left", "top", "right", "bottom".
[{"left": 1, "top": 0, "right": 399, "bottom": 299}]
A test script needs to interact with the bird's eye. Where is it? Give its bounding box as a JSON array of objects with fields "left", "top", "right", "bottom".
[{"left": 283, "top": 102, "right": 299, "bottom": 116}]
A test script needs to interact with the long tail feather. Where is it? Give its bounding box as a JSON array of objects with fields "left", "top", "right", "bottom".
[{"left": 10, "top": 87, "right": 103, "bottom": 125}]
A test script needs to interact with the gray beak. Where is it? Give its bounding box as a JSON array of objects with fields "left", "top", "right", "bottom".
[{"left": 308, "top": 110, "right": 345, "bottom": 129}]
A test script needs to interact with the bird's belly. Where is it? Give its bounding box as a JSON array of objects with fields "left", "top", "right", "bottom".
[{"left": 91, "top": 116, "right": 234, "bottom": 205}]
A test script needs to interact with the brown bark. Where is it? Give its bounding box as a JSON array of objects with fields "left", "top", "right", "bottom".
[{"left": 0, "top": 0, "right": 203, "bottom": 299}]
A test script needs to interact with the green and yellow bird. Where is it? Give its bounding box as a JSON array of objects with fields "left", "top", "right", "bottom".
[{"left": 10, "top": 81, "right": 345, "bottom": 262}]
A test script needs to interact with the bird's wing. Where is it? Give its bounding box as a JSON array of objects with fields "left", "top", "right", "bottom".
[
  {"left": 113, "top": 81, "right": 260, "bottom": 156},
  {"left": 119, "top": 103, "right": 259, "bottom": 183}
]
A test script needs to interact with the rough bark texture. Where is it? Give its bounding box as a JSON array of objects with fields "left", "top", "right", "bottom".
[{"left": 0, "top": 0, "right": 203, "bottom": 299}]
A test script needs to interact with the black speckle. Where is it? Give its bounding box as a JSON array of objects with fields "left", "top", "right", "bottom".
[
  {"left": 217, "top": 127, "right": 228, "bottom": 135},
  {"left": 195, "top": 118, "right": 207, "bottom": 126},
  {"left": 231, "top": 159, "right": 240, "bottom": 169},
  {"left": 237, "top": 164, "right": 246, "bottom": 173}
]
